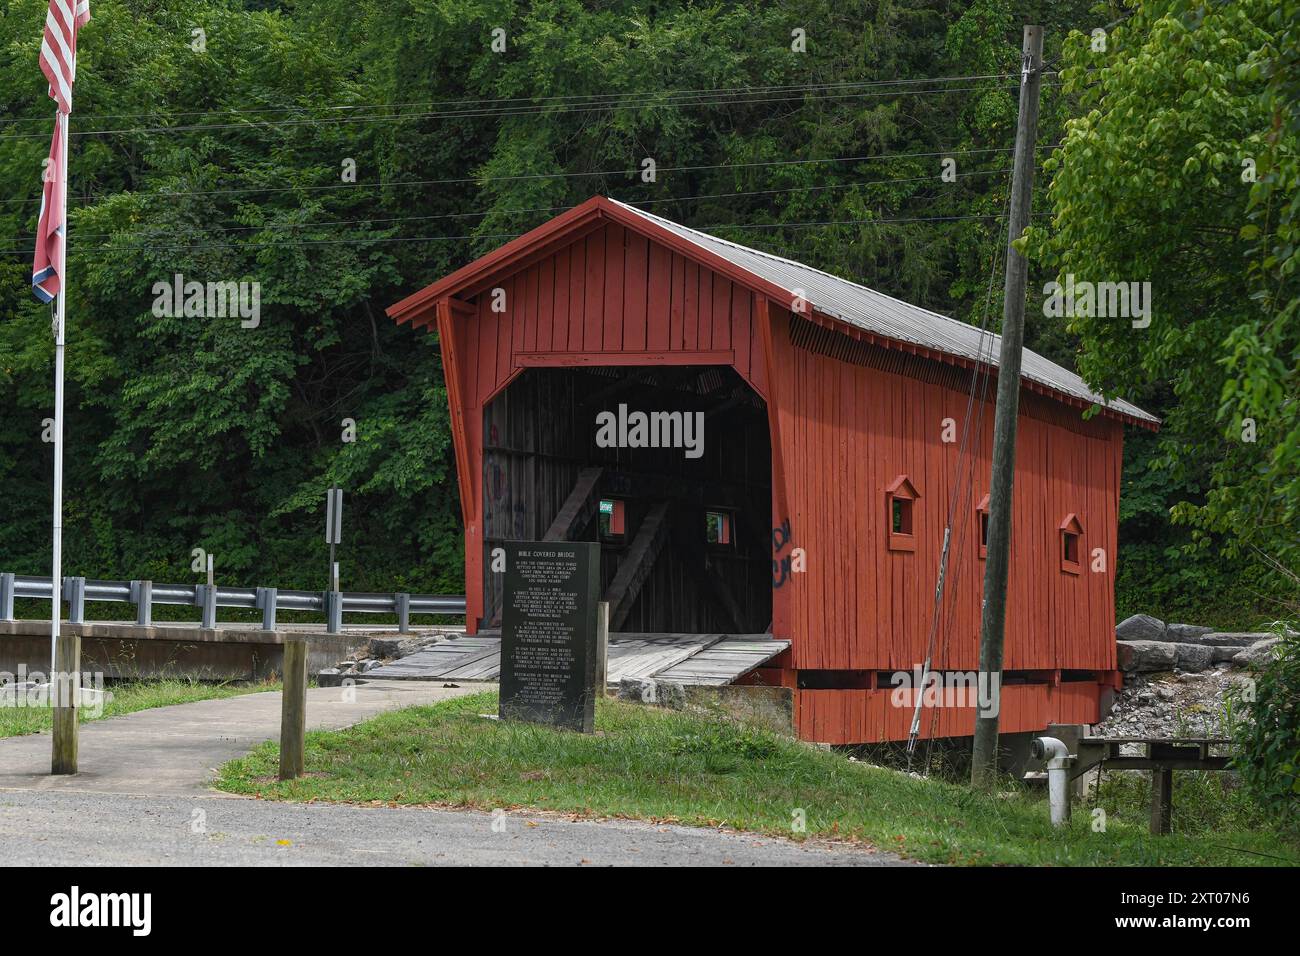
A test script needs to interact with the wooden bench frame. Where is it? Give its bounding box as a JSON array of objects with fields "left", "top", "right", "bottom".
[{"left": 1045, "top": 723, "right": 1231, "bottom": 835}]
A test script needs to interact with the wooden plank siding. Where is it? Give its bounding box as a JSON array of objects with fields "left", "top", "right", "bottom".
[
  {"left": 397, "top": 209, "right": 1127, "bottom": 745},
  {"left": 768, "top": 310, "right": 1121, "bottom": 676},
  {"left": 463, "top": 223, "right": 766, "bottom": 406},
  {"left": 796, "top": 682, "right": 1106, "bottom": 745}
]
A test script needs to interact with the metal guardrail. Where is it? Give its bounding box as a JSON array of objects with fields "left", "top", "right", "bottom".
[{"left": 0, "top": 571, "right": 465, "bottom": 635}]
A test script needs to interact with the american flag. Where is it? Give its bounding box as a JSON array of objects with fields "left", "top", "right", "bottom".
[
  {"left": 40, "top": 0, "right": 91, "bottom": 114},
  {"left": 32, "top": 0, "right": 91, "bottom": 304}
]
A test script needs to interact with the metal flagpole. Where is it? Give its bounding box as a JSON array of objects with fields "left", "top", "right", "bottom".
[{"left": 50, "top": 108, "right": 68, "bottom": 676}]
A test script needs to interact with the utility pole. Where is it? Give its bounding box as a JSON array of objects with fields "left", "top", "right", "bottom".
[{"left": 970, "top": 24, "right": 1044, "bottom": 791}]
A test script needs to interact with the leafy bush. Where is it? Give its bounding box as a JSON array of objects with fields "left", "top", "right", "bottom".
[
  {"left": 665, "top": 721, "right": 782, "bottom": 763},
  {"left": 1094, "top": 769, "right": 1274, "bottom": 836},
  {"left": 1230, "top": 628, "right": 1300, "bottom": 817}
]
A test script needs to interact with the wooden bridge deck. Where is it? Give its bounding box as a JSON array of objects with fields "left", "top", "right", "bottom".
[{"left": 365, "top": 632, "right": 788, "bottom": 687}]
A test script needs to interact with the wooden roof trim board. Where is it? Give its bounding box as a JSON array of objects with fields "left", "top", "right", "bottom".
[
  {"left": 886, "top": 475, "right": 920, "bottom": 499},
  {"left": 386, "top": 195, "right": 1158, "bottom": 430},
  {"left": 386, "top": 196, "right": 605, "bottom": 324}
]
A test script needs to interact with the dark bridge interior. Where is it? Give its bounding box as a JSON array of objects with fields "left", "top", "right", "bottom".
[{"left": 481, "top": 365, "right": 772, "bottom": 633}]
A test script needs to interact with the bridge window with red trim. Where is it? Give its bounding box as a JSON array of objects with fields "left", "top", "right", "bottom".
[
  {"left": 977, "top": 493, "right": 990, "bottom": 559},
  {"left": 886, "top": 476, "right": 918, "bottom": 552},
  {"left": 1060, "top": 513, "right": 1083, "bottom": 574}
]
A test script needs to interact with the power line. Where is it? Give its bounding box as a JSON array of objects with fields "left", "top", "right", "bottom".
[
  {"left": 0, "top": 78, "right": 1065, "bottom": 140},
  {"left": 0, "top": 211, "right": 1008, "bottom": 257},
  {"left": 0, "top": 145, "right": 1042, "bottom": 207},
  {"left": 721, "top": 213, "right": 1008, "bottom": 231},
  {"left": 0, "top": 72, "right": 1034, "bottom": 128},
  {"left": 0, "top": 86, "right": 1003, "bottom": 140},
  {"left": 0, "top": 168, "right": 1015, "bottom": 247}
]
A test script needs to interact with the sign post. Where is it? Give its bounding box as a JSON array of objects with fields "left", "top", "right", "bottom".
[{"left": 325, "top": 486, "right": 343, "bottom": 590}]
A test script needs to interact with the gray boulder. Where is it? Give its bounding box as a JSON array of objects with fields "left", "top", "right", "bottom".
[
  {"left": 1166, "top": 623, "right": 1213, "bottom": 643},
  {"left": 316, "top": 668, "right": 344, "bottom": 687},
  {"left": 368, "top": 633, "right": 441, "bottom": 660},
  {"left": 368, "top": 636, "right": 404, "bottom": 658},
  {"left": 655, "top": 681, "right": 686, "bottom": 709},
  {"left": 1117, "top": 614, "right": 1166, "bottom": 642},
  {"left": 1197, "top": 632, "right": 1274, "bottom": 648},
  {"left": 1117, "top": 640, "right": 1176, "bottom": 672},
  {"left": 1232, "top": 637, "right": 1284, "bottom": 668},
  {"left": 1210, "top": 644, "right": 1244, "bottom": 663},
  {"left": 615, "top": 677, "right": 685, "bottom": 709},
  {"left": 1173, "top": 643, "right": 1215, "bottom": 673},
  {"left": 617, "top": 677, "right": 656, "bottom": 703}
]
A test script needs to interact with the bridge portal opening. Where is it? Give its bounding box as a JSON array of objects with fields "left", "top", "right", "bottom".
[{"left": 480, "top": 365, "right": 772, "bottom": 634}]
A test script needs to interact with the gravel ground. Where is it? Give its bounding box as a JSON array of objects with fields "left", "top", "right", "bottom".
[{"left": 1096, "top": 665, "right": 1252, "bottom": 746}]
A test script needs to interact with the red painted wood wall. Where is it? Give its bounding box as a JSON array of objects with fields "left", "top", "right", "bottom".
[
  {"left": 795, "top": 681, "right": 1107, "bottom": 745},
  {"left": 766, "top": 312, "right": 1124, "bottom": 676}
]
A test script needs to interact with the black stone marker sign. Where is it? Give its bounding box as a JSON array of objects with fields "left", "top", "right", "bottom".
[{"left": 499, "top": 541, "right": 600, "bottom": 733}]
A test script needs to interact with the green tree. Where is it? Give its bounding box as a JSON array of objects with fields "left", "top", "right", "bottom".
[
  {"left": 5, "top": 0, "right": 1278, "bottom": 632},
  {"left": 1039, "top": 0, "right": 1298, "bottom": 619}
]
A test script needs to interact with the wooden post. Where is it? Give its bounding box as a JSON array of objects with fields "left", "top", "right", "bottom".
[
  {"left": 279, "top": 638, "right": 307, "bottom": 780},
  {"left": 1150, "top": 767, "right": 1173, "bottom": 835},
  {"left": 970, "top": 24, "right": 1044, "bottom": 791},
  {"left": 51, "top": 629, "right": 79, "bottom": 774},
  {"left": 596, "top": 601, "right": 610, "bottom": 697}
]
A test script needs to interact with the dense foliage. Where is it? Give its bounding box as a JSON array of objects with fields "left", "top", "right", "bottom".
[
  {"left": 1040, "top": 0, "right": 1299, "bottom": 624},
  {"left": 0, "top": 1, "right": 1294, "bottom": 627},
  {"left": 1230, "top": 630, "right": 1300, "bottom": 818}
]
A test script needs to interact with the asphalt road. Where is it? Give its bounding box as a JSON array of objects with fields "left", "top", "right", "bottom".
[
  {"left": 0, "top": 789, "right": 909, "bottom": 866},
  {"left": 0, "top": 680, "right": 911, "bottom": 866}
]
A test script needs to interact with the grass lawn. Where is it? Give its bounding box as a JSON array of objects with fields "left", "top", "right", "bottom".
[
  {"left": 216, "top": 691, "right": 1298, "bottom": 866},
  {"left": 0, "top": 679, "right": 279, "bottom": 738}
]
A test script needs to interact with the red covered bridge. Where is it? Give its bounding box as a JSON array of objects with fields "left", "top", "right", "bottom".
[{"left": 387, "top": 195, "right": 1157, "bottom": 745}]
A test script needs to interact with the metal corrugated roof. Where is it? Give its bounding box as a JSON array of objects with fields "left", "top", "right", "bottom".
[{"left": 609, "top": 198, "right": 1158, "bottom": 425}]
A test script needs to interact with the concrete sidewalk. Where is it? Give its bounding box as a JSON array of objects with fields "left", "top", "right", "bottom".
[{"left": 0, "top": 679, "right": 490, "bottom": 795}]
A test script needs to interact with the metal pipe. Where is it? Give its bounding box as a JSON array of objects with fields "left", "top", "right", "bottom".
[
  {"left": 49, "top": 107, "right": 70, "bottom": 680},
  {"left": 1030, "top": 735, "right": 1072, "bottom": 826}
]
